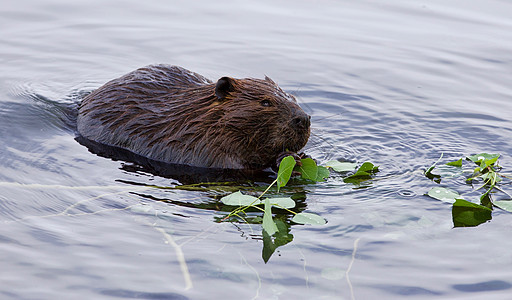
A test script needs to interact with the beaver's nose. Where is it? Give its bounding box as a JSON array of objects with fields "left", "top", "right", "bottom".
[{"left": 293, "top": 114, "right": 311, "bottom": 130}]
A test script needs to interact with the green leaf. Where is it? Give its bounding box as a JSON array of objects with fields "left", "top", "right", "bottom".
[
  {"left": 277, "top": 156, "right": 296, "bottom": 190},
  {"left": 467, "top": 153, "right": 500, "bottom": 167},
  {"left": 292, "top": 212, "right": 326, "bottom": 225},
  {"left": 479, "top": 190, "right": 492, "bottom": 209},
  {"left": 343, "top": 173, "right": 371, "bottom": 184},
  {"left": 494, "top": 200, "right": 512, "bottom": 212},
  {"left": 265, "top": 197, "right": 296, "bottom": 209},
  {"left": 343, "top": 162, "right": 379, "bottom": 183},
  {"left": 316, "top": 166, "right": 330, "bottom": 181},
  {"left": 294, "top": 159, "right": 330, "bottom": 182},
  {"left": 261, "top": 229, "right": 274, "bottom": 263},
  {"left": 357, "top": 162, "right": 379, "bottom": 173},
  {"left": 220, "top": 191, "right": 259, "bottom": 206},
  {"left": 481, "top": 172, "right": 501, "bottom": 183},
  {"left": 427, "top": 187, "right": 460, "bottom": 203},
  {"left": 425, "top": 154, "right": 444, "bottom": 183},
  {"left": 453, "top": 199, "right": 492, "bottom": 210},
  {"left": 262, "top": 198, "right": 278, "bottom": 235},
  {"left": 452, "top": 198, "right": 492, "bottom": 227},
  {"left": 325, "top": 161, "right": 358, "bottom": 172},
  {"left": 445, "top": 158, "right": 462, "bottom": 167},
  {"left": 298, "top": 158, "right": 318, "bottom": 181},
  {"left": 472, "top": 166, "right": 481, "bottom": 175},
  {"left": 425, "top": 172, "right": 441, "bottom": 183},
  {"left": 221, "top": 193, "right": 296, "bottom": 209},
  {"left": 273, "top": 219, "right": 294, "bottom": 246},
  {"left": 480, "top": 158, "right": 499, "bottom": 169},
  {"left": 261, "top": 219, "right": 293, "bottom": 263}
]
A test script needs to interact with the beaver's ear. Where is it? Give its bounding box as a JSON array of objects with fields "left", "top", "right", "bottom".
[
  {"left": 215, "top": 77, "right": 235, "bottom": 99},
  {"left": 264, "top": 75, "right": 276, "bottom": 85}
]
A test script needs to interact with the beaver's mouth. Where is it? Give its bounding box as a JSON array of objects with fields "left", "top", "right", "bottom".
[{"left": 281, "top": 126, "right": 310, "bottom": 153}]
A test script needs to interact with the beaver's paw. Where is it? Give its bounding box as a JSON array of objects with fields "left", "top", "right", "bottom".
[
  {"left": 274, "top": 151, "right": 304, "bottom": 175},
  {"left": 296, "top": 152, "right": 312, "bottom": 160}
]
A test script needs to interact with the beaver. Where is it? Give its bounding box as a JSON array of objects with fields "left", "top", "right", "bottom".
[{"left": 77, "top": 64, "right": 310, "bottom": 170}]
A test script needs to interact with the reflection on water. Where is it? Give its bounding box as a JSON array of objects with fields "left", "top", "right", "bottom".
[
  {"left": 76, "top": 135, "right": 277, "bottom": 185},
  {"left": 2, "top": 0, "right": 512, "bottom": 299}
]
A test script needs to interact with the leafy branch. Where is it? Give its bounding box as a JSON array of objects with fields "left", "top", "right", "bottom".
[
  {"left": 219, "top": 156, "right": 379, "bottom": 262},
  {"left": 425, "top": 152, "right": 512, "bottom": 227}
]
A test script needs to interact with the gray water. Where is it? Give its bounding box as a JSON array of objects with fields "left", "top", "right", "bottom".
[{"left": 2, "top": 0, "right": 512, "bottom": 299}]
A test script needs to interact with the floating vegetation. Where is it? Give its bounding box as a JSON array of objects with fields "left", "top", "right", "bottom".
[{"left": 425, "top": 153, "right": 512, "bottom": 227}]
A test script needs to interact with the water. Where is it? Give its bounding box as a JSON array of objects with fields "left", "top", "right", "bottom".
[{"left": 2, "top": 0, "right": 512, "bottom": 299}]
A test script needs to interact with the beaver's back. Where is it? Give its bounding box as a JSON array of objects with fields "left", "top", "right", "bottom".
[
  {"left": 80, "top": 65, "right": 211, "bottom": 109},
  {"left": 77, "top": 65, "right": 214, "bottom": 158}
]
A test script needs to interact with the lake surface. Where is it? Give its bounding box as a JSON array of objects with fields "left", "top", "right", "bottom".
[{"left": 2, "top": 0, "right": 512, "bottom": 299}]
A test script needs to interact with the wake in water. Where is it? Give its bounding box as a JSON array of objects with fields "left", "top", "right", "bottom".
[{"left": 7, "top": 82, "right": 91, "bottom": 133}]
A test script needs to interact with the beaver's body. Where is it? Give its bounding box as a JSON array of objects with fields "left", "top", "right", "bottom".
[{"left": 77, "top": 64, "right": 310, "bottom": 170}]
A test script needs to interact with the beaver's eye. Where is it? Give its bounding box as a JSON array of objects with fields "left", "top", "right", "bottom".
[{"left": 260, "top": 99, "right": 272, "bottom": 107}]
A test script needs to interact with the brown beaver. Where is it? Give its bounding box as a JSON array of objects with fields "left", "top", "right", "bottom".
[{"left": 77, "top": 64, "right": 310, "bottom": 170}]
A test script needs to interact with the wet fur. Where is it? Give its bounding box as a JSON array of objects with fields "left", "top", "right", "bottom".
[{"left": 77, "top": 64, "right": 310, "bottom": 169}]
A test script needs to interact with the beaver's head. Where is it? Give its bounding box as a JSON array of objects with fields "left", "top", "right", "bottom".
[{"left": 206, "top": 76, "right": 311, "bottom": 169}]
